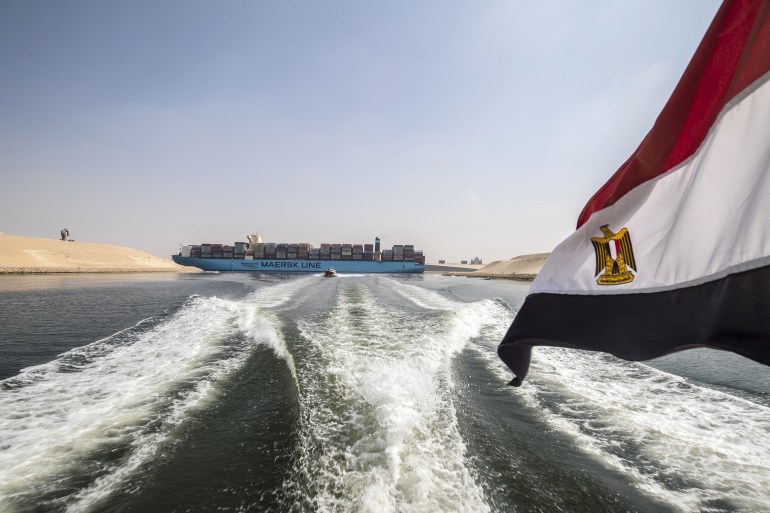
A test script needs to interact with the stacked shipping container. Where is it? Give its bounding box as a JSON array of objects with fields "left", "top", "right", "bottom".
[{"left": 180, "top": 238, "right": 424, "bottom": 264}]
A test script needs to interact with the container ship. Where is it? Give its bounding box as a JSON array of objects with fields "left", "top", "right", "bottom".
[{"left": 172, "top": 234, "right": 425, "bottom": 273}]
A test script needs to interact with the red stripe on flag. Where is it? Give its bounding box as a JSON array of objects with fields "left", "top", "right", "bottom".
[{"left": 577, "top": 0, "right": 770, "bottom": 228}]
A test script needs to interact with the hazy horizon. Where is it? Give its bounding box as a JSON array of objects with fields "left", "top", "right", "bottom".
[{"left": 1, "top": 1, "right": 721, "bottom": 262}]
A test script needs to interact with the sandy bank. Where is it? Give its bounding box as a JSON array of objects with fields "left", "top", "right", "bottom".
[
  {"left": 442, "top": 253, "right": 550, "bottom": 281},
  {"left": 425, "top": 263, "right": 485, "bottom": 273},
  {"left": 0, "top": 233, "right": 199, "bottom": 274}
]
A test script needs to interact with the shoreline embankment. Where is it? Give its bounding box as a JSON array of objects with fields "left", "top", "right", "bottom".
[
  {"left": 0, "top": 233, "right": 198, "bottom": 274},
  {"left": 437, "top": 253, "right": 550, "bottom": 281}
]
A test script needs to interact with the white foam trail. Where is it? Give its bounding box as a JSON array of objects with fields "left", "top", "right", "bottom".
[
  {"left": 248, "top": 275, "right": 320, "bottom": 308},
  {"left": 472, "top": 325, "right": 770, "bottom": 513},
  {"left": 381, "top": 277, "right": 463, "bottom": 310},
  {"left": 290, "top": 280, "right": 508, "bottom": 512},
  {"left": 531, "top": 351, "right": 770, "bottom": 513},
  {"left": 0, "top": 295, "right": 288, "bottom": 512}
]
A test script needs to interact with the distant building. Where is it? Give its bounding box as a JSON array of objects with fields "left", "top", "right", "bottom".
[
  {"left": 470, "top": 257, "right": 483, "bottom": 265},
  {"left": 461, "top": 260, "right": 468, "bottom": 265}
]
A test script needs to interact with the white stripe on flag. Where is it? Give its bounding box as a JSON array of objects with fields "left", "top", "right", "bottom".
[{"left": 533, "top": 73, "right": 770, "bottom": 296}]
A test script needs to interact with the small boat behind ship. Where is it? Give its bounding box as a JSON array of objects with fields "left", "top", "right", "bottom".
[{"left": 324, "top": 268, "right": 337, "bottom": 278}]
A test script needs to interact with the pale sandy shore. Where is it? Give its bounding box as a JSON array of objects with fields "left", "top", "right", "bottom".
[
  {"left": 441, "top": 253, "right": 550, "bottom": 281},
  {"left": 424, "top": 263, "right": 485, "bottom": 273},
  {"left": 0, "top": 233, "right": 199, "bottom": 274}
]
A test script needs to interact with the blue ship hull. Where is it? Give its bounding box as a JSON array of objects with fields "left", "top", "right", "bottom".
[{"left": 172, "top": 256, "right": 425, "bottom": 274}]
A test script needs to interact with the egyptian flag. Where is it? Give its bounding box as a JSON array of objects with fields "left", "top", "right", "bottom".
[{"left": 498, "top": 0, "right": 770, "bottom": 386}]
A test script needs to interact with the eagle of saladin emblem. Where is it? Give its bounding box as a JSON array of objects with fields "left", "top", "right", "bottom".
[{"left": 591, "top": 225, "right": 637, "bottom": 285}]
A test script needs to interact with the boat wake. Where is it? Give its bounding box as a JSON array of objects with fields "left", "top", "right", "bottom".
[
  {"left": 473, "top": 327, "right": 770, "bottom": 513},
  {"left": 283, "top": 278, "right": 504, "bottom": 512},
  {"left": 1, "top": 275, "right": 767, "bottom": 513},
  {"left": 0, "top": 294, "right": 288, "bottom": 512}
]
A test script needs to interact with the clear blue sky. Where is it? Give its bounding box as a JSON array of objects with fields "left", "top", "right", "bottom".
[{"left": 0, "top": 0, "right": 721, "bottom": 262}]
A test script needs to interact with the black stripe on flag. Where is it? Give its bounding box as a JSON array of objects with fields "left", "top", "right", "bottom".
[{"left": 498, "top": 265, "right": 770, "bottom": 386}]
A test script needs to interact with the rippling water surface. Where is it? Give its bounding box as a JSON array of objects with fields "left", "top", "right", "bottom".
[{"left": 0, "top": 272, "right": 768, "bottom": 513}]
